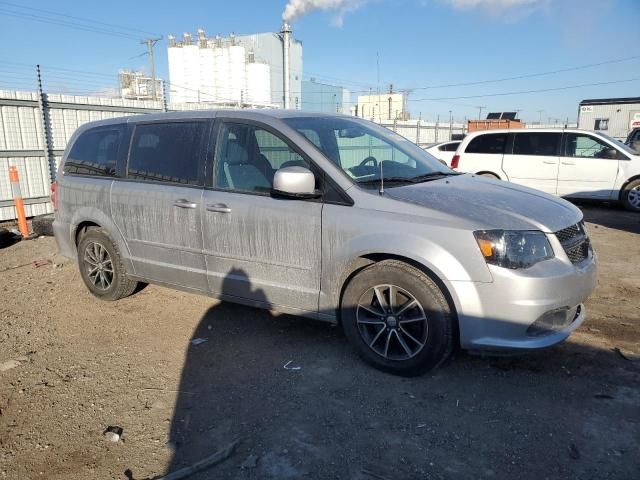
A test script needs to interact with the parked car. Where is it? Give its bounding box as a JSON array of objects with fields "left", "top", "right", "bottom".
[
  {"left": 53, "top": 111, "right": 597, "bottom": 376},
  {"left": 451, "top": 129, "right": 640, "bottom": 212},
  {"left": 626, "top": 127, "right": 640, "bottom": 152},
  {"left": 425, "top": 141, "right": 461, "bottom": 166}
]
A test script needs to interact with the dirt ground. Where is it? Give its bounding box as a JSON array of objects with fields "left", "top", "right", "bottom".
[{"left": 0, "top": 204, "right": 638, "bottom": 480}]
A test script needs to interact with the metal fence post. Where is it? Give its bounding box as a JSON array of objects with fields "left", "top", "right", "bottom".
[
  {"left": 161, "top": 80, "right": 168, "bottom": 112},
  {"left": 36, "top": 65, "right": 56, "bottom": 184}
]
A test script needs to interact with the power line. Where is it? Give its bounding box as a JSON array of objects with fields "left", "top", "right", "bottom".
[
  {"left": 410, "top": 78, "right": 640, "bottom": 102},
  {"left": 0, "top": 1, "right": 160, "bottom": 36}
]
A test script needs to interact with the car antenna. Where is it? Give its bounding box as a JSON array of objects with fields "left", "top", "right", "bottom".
[{"left": 379, "top": 161, "right": 384, "bottom": 195}]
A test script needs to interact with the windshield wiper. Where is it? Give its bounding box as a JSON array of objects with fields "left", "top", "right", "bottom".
[
  {"left": 408, "top": 172, "right": 460, "bottom": 183},
  {"left": 356, "top": 176, "right": 414, "bottom": 185}
]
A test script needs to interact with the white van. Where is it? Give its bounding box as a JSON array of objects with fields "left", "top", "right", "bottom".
[{"left": 452, "top": 129, "right": 640, "bottom": 211}]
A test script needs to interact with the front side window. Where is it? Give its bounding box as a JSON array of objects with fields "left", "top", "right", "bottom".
[
  {"left": 128, "top": 122, "right": 206, "bottom": 185},
  {"left": 215, "top": 123, "right": 310, "bottom": 193},
  {"left": 465, "top": 134, "right": 507, "bottom": 154},
  {"left": 65, "top": 128, "right": 120, "bottom": 177},
  {"left": 564, "top": 133, "right": 620, "bottom": 159},
  {"left": 512, "top": 132, "right": 560, "bottom": 156},
  {"left": 283, "top": 116, "right": 451, "bottom": 187}
]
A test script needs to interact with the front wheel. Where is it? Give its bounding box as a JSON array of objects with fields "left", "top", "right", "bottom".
[
  {"left": 621, "top": 179, "right": 640, "bottom": 212},
  {"left": 341, "top": 260, "right": 454, "bottom": 376}
]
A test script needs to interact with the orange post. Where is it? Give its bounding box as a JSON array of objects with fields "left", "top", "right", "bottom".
[{"left": 9, "top": 166, "right": 30, "bottom": 238}]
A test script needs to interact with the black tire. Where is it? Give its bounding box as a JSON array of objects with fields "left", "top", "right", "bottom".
[
  {"left": 341, "top": 260, "right": 454, "bottom": 376},
  {"left": 0, "top": 227, "right": 17, "bottom": 248},
  {"left": 77, "top": 227, "right": 139, "bottom": 301},
  {"left": 621, "top": 179, "right": 640, "bottom": 212},
  {"left": 479, "top": 172, "right": 499, "bottom": 179},
  {"left": 32, "top": 214, "right": 54, "bottom": 236}
]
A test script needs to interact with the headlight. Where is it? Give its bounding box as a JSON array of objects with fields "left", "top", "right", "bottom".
[{"left": 473, "top": 230, "right": 554, "bottom": 269}]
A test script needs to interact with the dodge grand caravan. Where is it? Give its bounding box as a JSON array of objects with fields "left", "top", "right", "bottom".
[
  {"left": 53, "top": 111, "right": 597, "bottom": 375},
  {"left": 451, "top": 128, "right": 640, "bottom": 212}
]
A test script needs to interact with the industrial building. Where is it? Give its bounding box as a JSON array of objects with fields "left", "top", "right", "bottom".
[
  {"left": 167, "top": 26, "right": 302, "bottom": 108},
  {"left": 355, "top": 91, "right": 407, "bottom": 121},
  {"left": 578, "top": 97, "right": 640, "bottom": 140},
  {"left": 118, "top": 70, "right": 164, "bottom": 101},
  {"left": 301, "top": 79, "right": 350, "bottom": 113}
]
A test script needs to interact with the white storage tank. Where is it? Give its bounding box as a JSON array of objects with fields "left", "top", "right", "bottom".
[
  {"left": 228, "top": 44, "right": 247, "bottom": 104},
  {"left": 214, "top": 45, "right": 230, "bottom": 103},
  {"left": 199, "top": 47, "right": 216, "bottom": 102},
  {"left": 246, "top": 62, "right": 271, "bottom": 105}
]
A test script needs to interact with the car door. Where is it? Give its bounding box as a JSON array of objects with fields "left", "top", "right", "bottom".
[
  {"left": 557, "top": 132, "right": 621, "bottom": 199},
  {"left": 111, "top": 120, "right": 210, "bottom": 291},
  {"left": 201, "top": 119, "right": 322, "bottom": 314},
  {"left": 501, "top": 131, "right": 560, "bottom": 195}
]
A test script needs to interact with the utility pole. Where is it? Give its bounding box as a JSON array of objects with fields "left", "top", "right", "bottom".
[
  {"left": 141, "top": 36, "right": 163, "bottom": 101},
  {"left": 449, "top": 110, "right": 453, "bottom": 141},
  {"left": 536, "top": 109, "right": 544, "bottom": 125},
  {"left": 476, "top": 106, "right": 486, "bottom": 120}
]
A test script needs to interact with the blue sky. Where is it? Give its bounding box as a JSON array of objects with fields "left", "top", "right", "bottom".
[{"left": 0, "top": 0, "right": 638, "bottom": 123}]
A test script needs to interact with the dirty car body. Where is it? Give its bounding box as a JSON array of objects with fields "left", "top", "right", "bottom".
[{"left": 53, "top": 110, "right": 597, "bottom": 375}]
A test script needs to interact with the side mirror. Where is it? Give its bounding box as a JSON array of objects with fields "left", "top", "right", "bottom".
[
  {"left": 603, "top": 148, "right": 619, "bottom": 159},
  {"left": 272, "top": 166, "right": 320, "bottom": 199}
]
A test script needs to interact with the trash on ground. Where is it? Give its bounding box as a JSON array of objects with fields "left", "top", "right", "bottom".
[
  {"left": 283, "top": 360, "right": 301, "bottom": 371},
  {"left": 593, "top": 394, "right": 614, "bottom": 399},
  {"left": 191, "top": 338, "right": 207, "bottom": 346},
  {"left": 613, "top": 347, "right": 638, "bottom": 362},
  {"left": 569, "top": 443, "right": 580, "bottom": 460},
  {"left": 103, "top": 426, "right": 124, "bottom": 443},
  {"left": 32, "top": 258, "right": 52, "bottom": 268},
  {"left": 154, "top": 438, "right": 240, "bottom": 480},
  {"left": 0, "top": 359, "right": 22, "bottom": 372},
  {"left": 240, "top": 454, "right": 259, "bottom": 469}
]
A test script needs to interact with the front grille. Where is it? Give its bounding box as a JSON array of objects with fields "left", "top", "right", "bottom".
[{"left": 554, "top": 222, "right": 591, "bottom": 265}]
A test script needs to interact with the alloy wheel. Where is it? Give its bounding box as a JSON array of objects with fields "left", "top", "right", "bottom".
[
  {"left": 83, "top": 241, "right": 114, "bottom": 291},
  {"left": 356, "top": 284, "right": 429, "bottom": 360},
  {"left": 628, "top": 185, "right": 640, "bottom": 209}
]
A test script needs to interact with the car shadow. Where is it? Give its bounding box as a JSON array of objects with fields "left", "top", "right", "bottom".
[
  {"left": 572, "top": 202, "right": 640, "bottom": 235},
  {"left": 127, "top": 268, "right": 640, "bottom": 480}
]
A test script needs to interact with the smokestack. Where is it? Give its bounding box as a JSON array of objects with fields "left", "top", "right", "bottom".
[{"left": 281, "top": 22, "right": 291, "bottom": 109}]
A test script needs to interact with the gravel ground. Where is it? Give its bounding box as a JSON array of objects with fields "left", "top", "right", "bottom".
[{"left": 0, "top": 204, "right": 638, "bottom": 480}]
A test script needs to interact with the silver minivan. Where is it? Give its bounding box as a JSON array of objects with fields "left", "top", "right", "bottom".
[{"left": 53, "top": 111, "right": 597, "bottom": 375}]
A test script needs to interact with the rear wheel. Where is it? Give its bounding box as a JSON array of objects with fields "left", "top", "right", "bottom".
[
  {"left": 341, "top": 260, "right": 454, "bottom": 376},
  {"left": 621, "top": 179, "right": 640, "bottom": 212},
  {"left": 77, "top": 227, "right": 138, "bottom": 300}
]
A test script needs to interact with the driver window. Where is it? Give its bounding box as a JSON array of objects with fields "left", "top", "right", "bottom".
[{"left": 564, "top": 133, "right": 618, "bottom": 159}]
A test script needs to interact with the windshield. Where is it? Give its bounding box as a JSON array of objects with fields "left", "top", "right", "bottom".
[
  {"left": 283, "top": 116, "right": 454, "bottom": 187},
  {"left": 598, "top": 132, "right": 639, "bottom": 156}
]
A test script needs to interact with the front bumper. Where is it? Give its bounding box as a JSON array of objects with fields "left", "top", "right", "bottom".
[{"left": 450, "top": 254, "right": 597, "bottom": 352}]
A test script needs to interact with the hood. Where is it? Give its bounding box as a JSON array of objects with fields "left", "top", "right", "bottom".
[{"left": 384, "top": 174, "right": 582, "bottom": 233}]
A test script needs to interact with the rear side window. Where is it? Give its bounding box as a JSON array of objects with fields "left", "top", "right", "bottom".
[
  {"left": 465, "top": 134, "right": 506, "bottom": 154},
  {"left": 128, "top": 122, "right": 206, "bottom": 185},
  {"left": 65, "top": 128, "right": 120, "bottom": 177},
  {"left": 439, "top": 142, "right": 460, "bottom": 152},
  {"left": 512, "top": 132, "right": 560, "bottom": 156}
]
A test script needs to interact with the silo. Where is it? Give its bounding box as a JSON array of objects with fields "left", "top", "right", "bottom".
[
  {"left": 246, "top": 63, "right": 271, "bottom": 106},
  {"left": 167, "top": 42, "right": 185, "bottom": 103},
  {"left": 199, "top": 46, "right": 216, "bottom": 103},
  {"left": 182, "top": 32, "right": 200, "bottom": 103},
  {"left": 228, "top": 44, "right": 247, "bottom": 104},
  {"left": 214, "top": 43, "right": 229, "bottom": 103}
]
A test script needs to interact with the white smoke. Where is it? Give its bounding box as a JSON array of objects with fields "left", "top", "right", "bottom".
[{"left": 282, "top": 0, "right": 368, "bottom": 26}]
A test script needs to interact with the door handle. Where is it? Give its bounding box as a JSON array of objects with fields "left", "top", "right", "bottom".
[
  {"left": 561, "top": 161, "right": 576, "bottom": 165},
  {"left": 173, "top": 198, "right": 197, "bottom": 209},
  {"left": 206, "top": 203, "right": 231, "bottom": 214},
  {"left": 542, "top": 160, "right": 557, "bottom": 164}
]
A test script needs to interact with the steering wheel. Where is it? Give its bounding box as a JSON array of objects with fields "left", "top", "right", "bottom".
[{"left": 359, "top": 156, "right": 378, "bottom": 167}]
